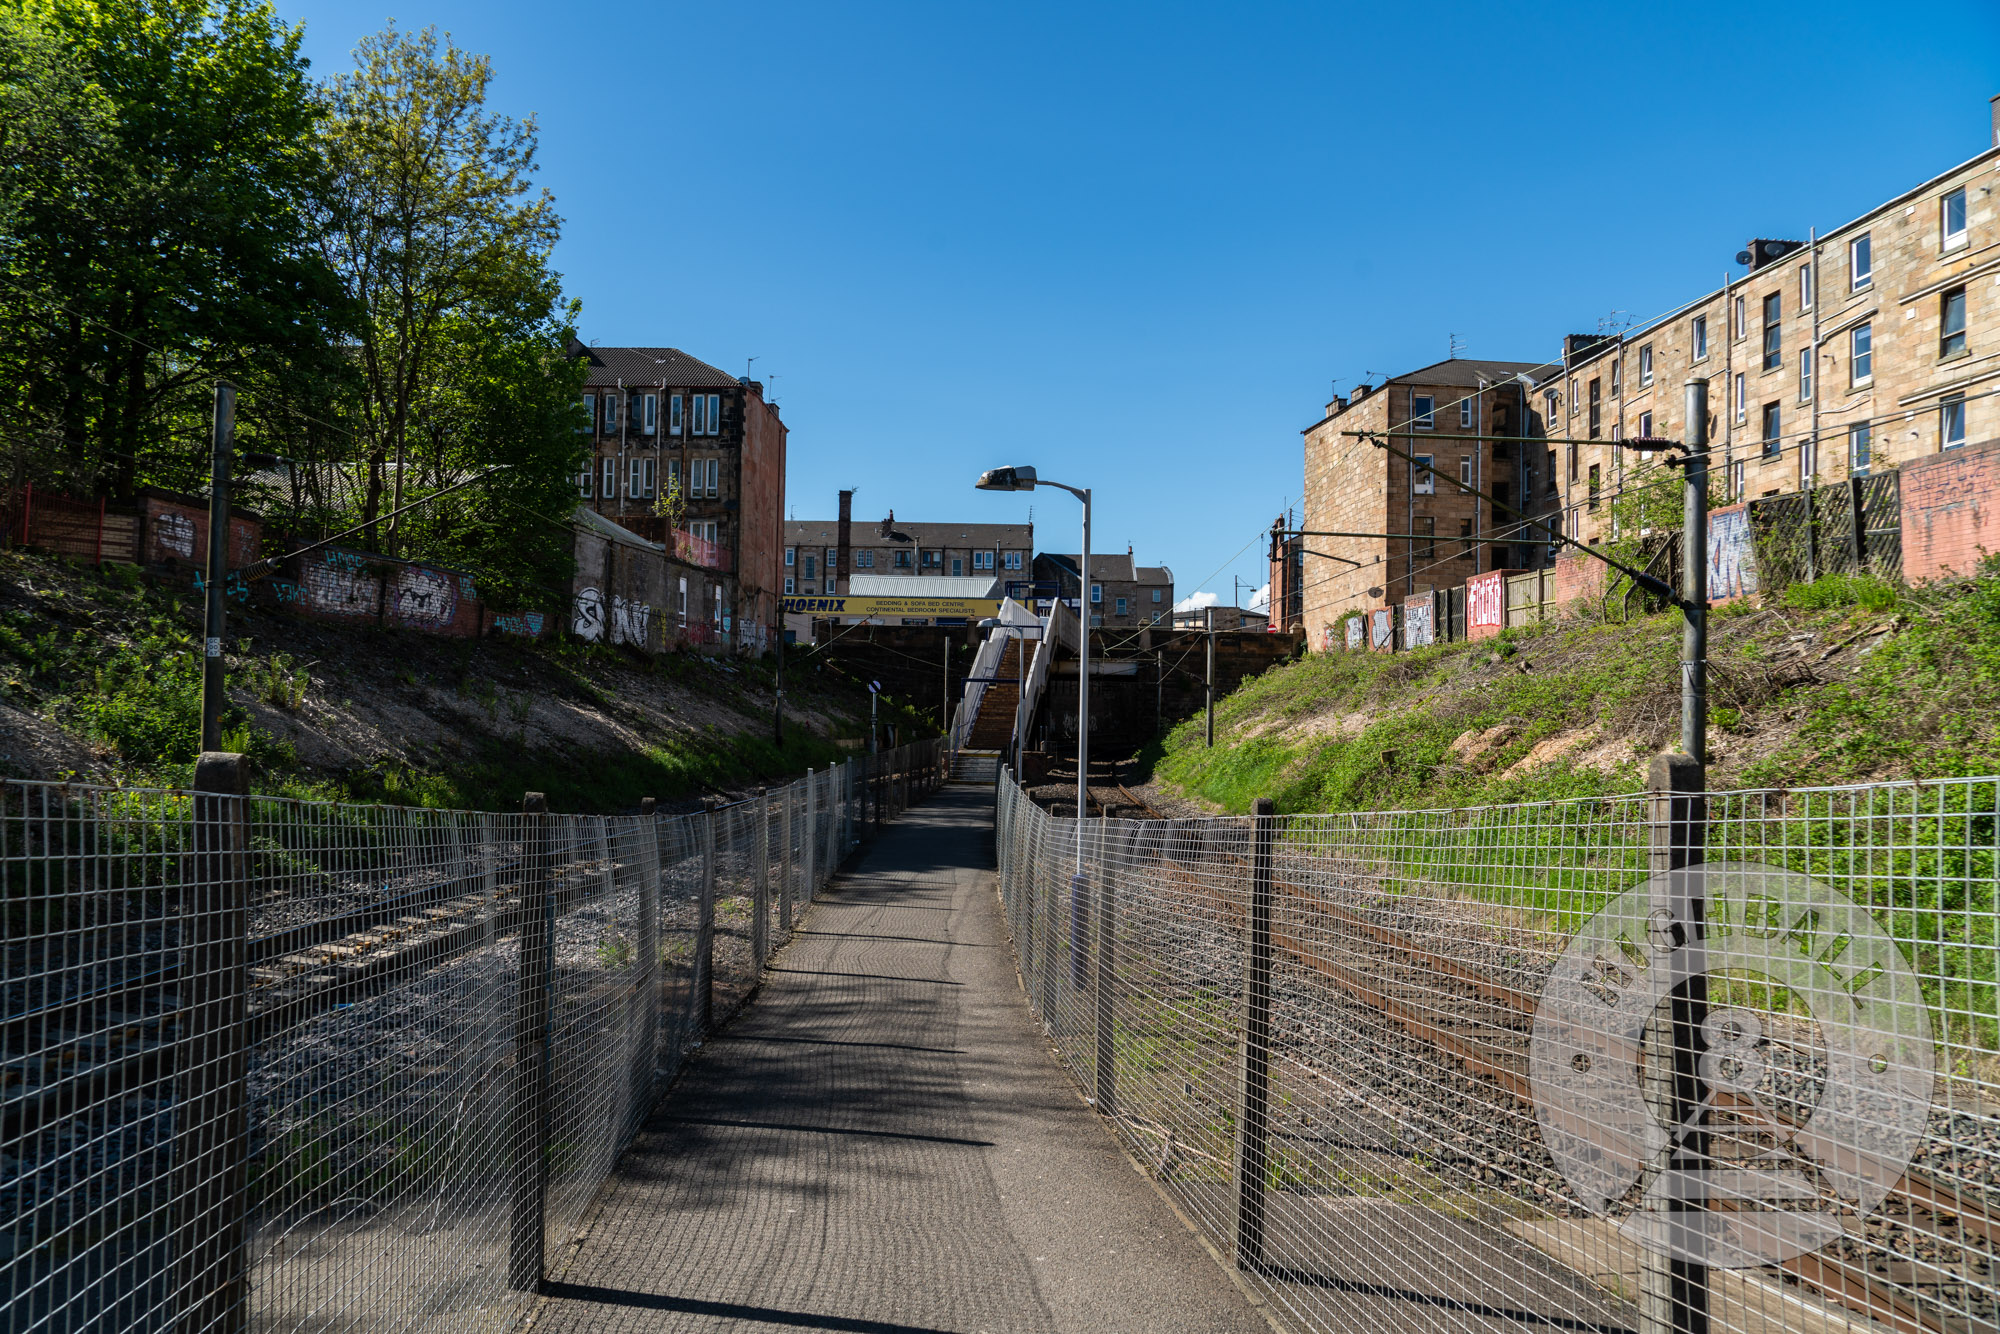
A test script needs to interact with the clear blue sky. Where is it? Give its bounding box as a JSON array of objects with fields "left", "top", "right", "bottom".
[{"left": 284, "top": 0, "right": 2000, "bottom": 608}]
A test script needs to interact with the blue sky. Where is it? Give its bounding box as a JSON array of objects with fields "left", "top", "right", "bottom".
[{"left": 283, "top": 1, "right": 2000, "bottom": 609}]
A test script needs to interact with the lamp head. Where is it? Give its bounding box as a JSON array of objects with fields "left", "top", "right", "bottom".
[{"left": 975, "top": 465, "right": 1037, "bottom": 492}]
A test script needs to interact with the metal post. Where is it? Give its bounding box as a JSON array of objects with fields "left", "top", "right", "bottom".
[
  {"left": 1850, "top": 474, "right": 1868, "bottom": 572},
  {"left": 1093, "top": 816, "right": 1117, "bottom": 1116},
  {"left": 1641, "top": 753, "right": 1710, "bottom": 1334},
  {"left": 1234, "top": 796, "right": 1276, "bottom": 1270},
  {"left": 1682, "top": 379, "right": 1710, "bottom": 765},
  {"left": 696, "top": 798, "right": 717, "bottom": 1031},
  {"left": 752, "top": 789, "right": 771, "bottom": 969},
  {"left": 781, "top": 783, "right": 795, "bottom": 936},
  {"left": 801, "top": 770, "right": 816, "bottom": 916},
  {"left": 636, "top": 797, "right": 661, "bottom": 1107},
  {"left": 1205, "top": 607, "right": 1216, "bottom": 749},
  {"left": 942, "top": 632, "right": 950, "bottom": 732},
  {"left": 200, "top": 383, "right": 236, "bottom": 752},
  {"left": 510, "top": 791, "right": 553, "bottom": 1293},
  {"left": 774, "top": 626, "right": 785, "bottom": 745},
  {"left": 1077, "top": 490, "right": 1091, "bottom": 874},
  {"left": 173, "top": 751, "right": 251, "bottom": 1334}
]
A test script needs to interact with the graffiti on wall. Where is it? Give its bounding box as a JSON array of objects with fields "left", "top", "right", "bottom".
[
  {"left": 611, "top": 595, "right": 651, "bottom": 647},
  {"left": 304, "top": 550, "right": 381, "bottom": 618},
  {"left": 1370, "top": 608, "right": 1393, "bottom": 651},
  {"left": 1467, "top": 571, "right": 1505, "bottom": 630},
  {"left": 1708, "top": 506, "right": 1759, "bottom": 600},
  {"left": 156, "top": 512, "right": 196, "bottom": 559},
  {"left": 572, "top": 587, "right": 605, "bottom": 641},
  {"left": 1404, "top": 597, "right": 1434, "bottom": 647},
  {"left": 1344, "top": 618, "right": 1363, "bottom": 652},
  {"left": 493, "top": 611, "right": 545, "bottom": 638},
  {"left": 391, "top": 566, "right": 458, "bottom": 630}
]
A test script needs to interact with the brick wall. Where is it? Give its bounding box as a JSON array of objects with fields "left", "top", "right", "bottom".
[
  {"left": 265, "top": 547, "right": 487, "bottom": 638},
  {"left": 1901, "top": 436, "right": 2000, "bottom": 580},
  {"left": 1466, "top": 569, "right": 1519, "bottom": 640},
  {"left": 1552, "top": 550, "right": 1606, "bottom": 610},
  {"left": 140, "top": 493, "right": 261, "bottom": 569}
]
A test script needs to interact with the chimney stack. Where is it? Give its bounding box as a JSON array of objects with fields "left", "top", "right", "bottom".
[
  {"left": 1990, "top": 94, "right": 1999, "bottom": 148},
  {"left": 836, "top": 490, "right": 852, "bottom": 596}
]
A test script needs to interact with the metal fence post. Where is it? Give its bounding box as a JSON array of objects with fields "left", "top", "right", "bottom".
[
  {"left": 173, "top": 751, "right": 251, "bottom": 1334},
  {"left": 781, "top": 784, "right": 795, "bottom": 931},
  {"left": 752, "top": 790, "right": 771, "bottom": 969},
  {"left": 697, "top": 797, "right": 717, "bottom": 1032},
  {"left": 636, "top": 797, "right": 661, "bottom": 1108},
  {"left": 1234, "top": 797, "right": 1275, "bottom": 1271},
  {"left": 1093, "top": 815, "right": 1117, "bottom": 1117},
  {"left": 510, "top": 791, "right": 553, "bottom": 1293},
  {"left": 1850, "top": 474, "right": 1869, "bottom": 571},
  {"left": 1642, "top": 753, "right": 1709, "bottom": 1334},
  {"left": 801, "top": 770, "right": 816, "bottom": 916}
]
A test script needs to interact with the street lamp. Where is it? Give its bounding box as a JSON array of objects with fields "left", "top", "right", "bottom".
[{"left": 975, "top": 465, "right": 1092, "bottom": 873}]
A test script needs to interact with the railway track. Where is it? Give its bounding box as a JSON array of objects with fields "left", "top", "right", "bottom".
[{"left": 1118, "top": 831, "right": 2000, "bottom": 1334}]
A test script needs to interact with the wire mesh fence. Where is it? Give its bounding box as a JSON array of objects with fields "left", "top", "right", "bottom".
[
  {"left": 996, "top": 768, "right": 1999, "bottom": 1334},
  {"left": 2, "top": 738, "right": 946, "bottom": 1334}
]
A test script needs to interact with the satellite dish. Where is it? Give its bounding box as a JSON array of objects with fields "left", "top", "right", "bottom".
[
  {"left": 1734, "top": 249, "right": 1753, "bottom": 268},
  {"left": 1367, "top": 587, "right": 1383, "bottom": 599}
]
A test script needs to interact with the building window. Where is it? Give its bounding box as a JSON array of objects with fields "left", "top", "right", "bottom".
[
  {"left": 1639, "top": 344, "right": 1653, "bottom": 387},
  {"left": 1734, "top": 372, "right": 1746, "bottom": 423},
  {"left": 784, "top": 577, "right": 794, "bottom": 595},
  {"left": 1942, "top": 395, "right": 1967, "bottom": 449},
  {"left": 1410, "top": 394, "right": 1435, "bottom": 429},
  {"left": 580, "top": 394, "right": 596, "bottom": 432},
  {"left": 1941, "top": 287, "right": 1968, "bottom": 358},
  {"left": 643, "top": 393, "right": 657, "bottom": 434},
  {"left": 1567, "top": 377, "right": 1578, "bottom": 415},
  {"left": 1798, "top": 262, "right": 1813, "bottom": 312},
  {"left": 895, "top": 549, "right": 911, "bottom": 568},
  {"left": 1459, "top": 456, "right": 1472, "bottom": 485},
  {"left": 1799, "top": 349, "right": 1812, "bottom": 402},
  {"left": 1151, "top": 588, "right": 1161, "bottom": 603},
  {"left": 1412, "top": 454, "right": 1435, "bottom": 494},
  {"left": 1761, "top": 402, "right": 1781, "bottom": 459},
  {"left": 800, "top": 581, "right": 815, "bottom": 595},
  {"left": 1850, "top": 234, "right": 1872, "bottom": 289},
  {"left": 785, "top": 546, "right": 795, "bottom": 567},
  {"left": 1090, "top": 583, "right": 1102, "bottom": 604},
  {"left": 973, "top": 550, "right": 993, "bottom": 570},
  {"left": 1733, "top": 294, "right": 1746, "bottom": 339},
  {"left": 1693, "top": 314, "right": 1709, "bottom": 361},
  {"left": 1587, "top": 378, "right": 1601, "bottom": 438},
  {"left": 1115, "top": 597, "right": 1127, "bottom": 616},
  {"left": 1851, "top": 323, "right": 1872, "bottom": 385},
  {"left": 1638, "top": 410, "right": 1653, "bottom": 437},
  {"left": 1003, "top": 550, "right": 1022, "bottom": 570},
  {"left": 1610, "top": 360, "right": 1621, "bottom": 397},
  {"left": 1567, "top": 441, "right": 1578, "bottom": 482},
  {"left": 1762, "top": 292, "right": 1782, "bottom": 371},
  {"left": 603, "top": 394, "right": 618, "bottom": 431},
  {"left": 690, "top": 394, "right": 706, "bottom": 435},
  {"left": 950, "top": 557, "right": 963, "bottom": 577},
  {"left": 1587, "top": 464, "right": 1601, "bottom": 510},
  {"left": 1459, "top": 398, "right": 1474, "bottom": 428},
  {"left": 802, "top": 555, "right": 815, "bottom": 578},
  {"left": 1414, "top": 516, "right": 1435, "bottom": 560},
  {"left": 577, "top": 463, "right": 593, "bottom": 498},
  {"left": 1942, "top": 187, "right": 1968, "bottom": 251},
  {"left": 670, "top": 394, "right": 684, "bottom": 435},
  {"left": 1798, "top": 436, "right": 1816, "bottom": 487},
  {"left": 1850, "top": 423, "right": 1872, "bottom": 476},
  {"left": 1545, "top": 390, "right": 1559, "bottom": 424},
  {"left": 1730, "top": 459, "right": 1745, "bottom": 498},
  {"left": 1458, "top": 518, "right": 1473, "bottom": 555},
  {"left": 855, "top": 549, "right": 874, "bottom": 568},
  {"left": 705, "top": 394, "right": 722, "bottom": 434},
  {"left": 1490, "top": 479, "right": 1511, "bottom": 523},
  {"left": 601, "top": 457, "right": 615, "bottom": 497}
]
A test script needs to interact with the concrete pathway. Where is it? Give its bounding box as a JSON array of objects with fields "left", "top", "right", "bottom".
[{"left": 534, "top": 786, "right": 1269, "bottom": 1334}]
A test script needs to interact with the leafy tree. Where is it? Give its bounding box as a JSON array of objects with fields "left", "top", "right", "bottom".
[
  {"left": 3, "top": 0, "right": 348, "bottom": 498},
  {"left": 318, "top": 24, "right": 574, "bottom": 551}
]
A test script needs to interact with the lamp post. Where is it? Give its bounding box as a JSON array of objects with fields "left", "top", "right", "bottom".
[{"left": 976, "top": 465, "right": 1090, "bottom": 873}]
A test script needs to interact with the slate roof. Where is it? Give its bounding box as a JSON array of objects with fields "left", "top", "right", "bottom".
[
  {"left": 786, "top": 519, "right": 1033, "bottom": 549},
  {"left": 572, "top": 343, "right": 743, "bottom": 390},
  {"left": 1377, "top": 358, "right": 1557, "bottom": 390},
  {"left": 1041, "top": 553, "right": 1171, "bottom": 584}
]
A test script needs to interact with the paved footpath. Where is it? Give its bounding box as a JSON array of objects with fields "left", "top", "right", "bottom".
[{"left": 534, "top": 785, "right": 1269, "bottom": 1334}]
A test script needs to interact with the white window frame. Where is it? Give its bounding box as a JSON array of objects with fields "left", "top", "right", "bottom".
[
  {"left": 1410, "top": 395, "right": 1435, "bottom": 430},
  {"left": 1734, "top": 372, "right": 1746, "bottom": 423},
  {"left": 577, "top": 463, "right": 593, "bottom": 498},
  {"left": 1729, "top": 459, "right": 1745, "bottom": 499},
  {"left": 643, "top": 393, "right": 657, "bottom": 434},
  {"left": 826, "top": 547, "right": 837, "bottom": 569},
  {"left": 801, "top": 553, "right": 815, "bottom": 579},
  {"left": 1567, "top": 378, "right": 1578, "bottom": 415},
  {"left": 1004, "top": 550, "right": 1022, "bottom": 570},
  {"left": 1849, "top": 423, "right": 1872, "bottom": 476},
  {"left": 1639, "top": 344, "right": 1653, "bottom": 387},
  {"left": 1459, "top": 456, "right": 1472, "bottom": 485},
  {"left": 628, "top": 457, "right": 644, "bottom": 498},
  {"left": 785, "top": 547, "right": 795, "bottom": 567},
  {"left": 1638, "top": 410, "right": 1653, "bottom": 437},
  {"left": 1090, "top": 583, "right": 1102, "bottom": 604},
  {"left": 1850, "top": 234, "right": 1872, "bottom": 290},
  {"left": 1942, "top": 187, "right": 1968, "bottom": 252},
  {"left": 603, "top": 394, "right": 617, "bottom": 431},
  {"left": 677, "top": 577, "right": 688, "bottom": 623},
  {"left": 1412, "top": 454, "right": 1435, "bottom": 495},
  {"left": 857, "top": 549, "right": 875, "bottom": 568},
  {"left": 1798, "top": 436, "right": 1816, "bottom": 486},
  {"left": 1942, "top": 395, "right": 1968, "bottom": 449},
  {"left": 667, "top": 457, "right": 681, "bottom": 498},
  {"left": 784, "top": 576, "right": 795, "bottom": 595},
  {"left": 580, "top": 393, "right": 596, "bottom": 432},
  {"left": 1851, "top": 323, "right": 1872, "bottom": 385},
  {"left": 690, "top": 394, "right": 706, "bottom": 435},
  {"left": 1942, "top": 287, "right": 1969, "bottom": 358},
  {"left": 1693, "top": 314, "right": 1709, "bottom": 362},
  {"left": 669, "top": 394, "right": 684, "bottom": 436},
  {"left": 1733, "top": 295, "right": 1746, "bottom": 339},
  {"left": 1798, "top": 262, "right": 1813, "bottom": 312},
  {"left": 1799, "top": 348, "right": 1812, "bottom": 402},
  {"left": 1459, "top": 398, "right": 1473, "bottom": 428},
  {"left": 705, "top": 394, "right": 721, "bottom": 435},
  {"left": 1761, "top": 402, "right": 1782, "bottom": 458},
  {"left": 600, "top": 457, "right": 615, "bottom": 497}
]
